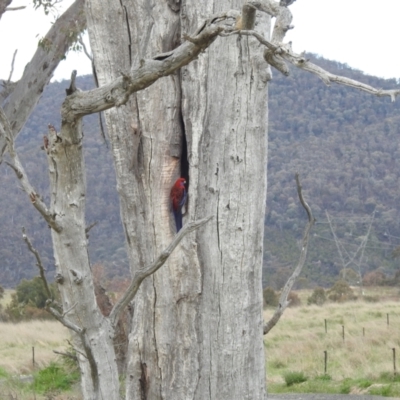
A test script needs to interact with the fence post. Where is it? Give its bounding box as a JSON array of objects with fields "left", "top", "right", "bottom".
[
  {"left": 393, "top": 348, "right": 397, "bottom": 376},
  {"left": 324, "top": 350, "right": 328, "bottom": 374}
]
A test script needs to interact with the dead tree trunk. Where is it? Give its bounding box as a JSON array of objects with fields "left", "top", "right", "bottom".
[
  {"left": 45, "top": 120, "right": 120, "bottom": 399},
  {"left": 86, "top": 1, "right": 269, "bottom": 398}
]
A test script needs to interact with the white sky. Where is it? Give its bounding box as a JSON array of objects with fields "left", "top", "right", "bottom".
[{"left": 1, "top": 0, "right": 399, "bottom": 82}]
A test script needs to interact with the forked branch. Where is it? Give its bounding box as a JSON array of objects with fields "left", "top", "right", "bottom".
[
  {"left": 109, "top": 216, "right": 213, "bottom": 327},
  {"left": 22, "top": 227, "right": 52, "bottom": 299},
  {"left": 46, "top": 303, "right": 84, "bottom": 334},
  {"left": 0, "top": 108, "right": 62, "bottom": 232},
  {"left": 263, "top": 173, "right": 315, "bottom": 335},
  {"left": 229, "top": 29, "right": 400, "bottom": 101},
  {"left": 61, "top": 22, "right": 225, "bottom": 121},
  {"left": 60, "top": 2, "right": 400, "bottom": 127}
]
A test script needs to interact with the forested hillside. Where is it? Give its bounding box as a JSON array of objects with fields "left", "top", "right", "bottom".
[
  {"left": 1, "top": 54, "right": 400, "bottom": 287},
  {"left": 264, "top": 55, "right": 400, "bottom": 288}
]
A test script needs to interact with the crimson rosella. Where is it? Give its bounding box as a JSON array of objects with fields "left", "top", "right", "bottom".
[{"left": 170, "top": 177, "right": 187, "bottom": 232}]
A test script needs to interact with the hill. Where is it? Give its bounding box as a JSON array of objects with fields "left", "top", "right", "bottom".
[
  {"left": 264, "top": 55, "right": 400, "bottom": 288},
  {"left": 1, "top": 54, "right": 400, "bottom": 287}
]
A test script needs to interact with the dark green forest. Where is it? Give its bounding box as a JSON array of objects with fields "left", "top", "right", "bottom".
[{"left": 1, "top": 54, "right": 400, "bottom": 288}]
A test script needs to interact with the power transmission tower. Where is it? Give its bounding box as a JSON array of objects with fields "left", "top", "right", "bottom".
[{"left": 325, "top": 210, "right": 375, "bottom": 294}]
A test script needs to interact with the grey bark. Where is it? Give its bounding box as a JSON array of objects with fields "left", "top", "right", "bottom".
[
  {"left": 178, "top": 3, "right": 269, "bottom": 399},
  {"left": 86, "top": 0, "right": 269, "bottom": 398},
  {"left": 0, "top": 0, "right": 12, "bottom": 20},
  {"left": 83, "top": 0, "right": 268, "bottom": 400},
  {"left": 0, "top": 0, "right": 86, "bottom": 162}
]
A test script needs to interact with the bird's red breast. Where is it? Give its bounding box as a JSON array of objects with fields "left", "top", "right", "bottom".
[{"left": 170, "top": 178, "right": 186, "bottom": 210}]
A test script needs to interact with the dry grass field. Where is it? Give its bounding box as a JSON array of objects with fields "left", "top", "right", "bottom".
[
  {"left": 1, "top": 287, "right": 400, "bottom": 397},
  {"left": 264, "top": 287, "right": 400, "bottom": 396},
  {"left": 0, "top": 320, "right": 70, "bottom": 374}
]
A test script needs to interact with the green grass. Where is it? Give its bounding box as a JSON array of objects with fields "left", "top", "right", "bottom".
[
  {"left": 283, "top": 371, "right": 308, "bottom": 386},
  {"left": 32, "top": 361, "right": 80, "bottom": 394},
  {"left": 0, "top": 361, "right": 81, "bottom": 399},
  {"left": 269, "top": 375, "right": 400, "bottom": 397},
  {"left": 265, "top": 288, "right": 400, "bottom": 397}
]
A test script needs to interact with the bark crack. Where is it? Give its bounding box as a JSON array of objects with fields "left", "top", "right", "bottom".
[
  {"left": 152, "top": 273, "right": 162, "bottom": 400},
  {"left": 119, "top": 0, "right": 132, "bottom": 66},
  {"left": 216, "top": 191, "right": 221, "bottom": 257}
]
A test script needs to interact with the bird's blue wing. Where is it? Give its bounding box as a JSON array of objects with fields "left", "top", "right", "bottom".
[
  {"left": 173, "top": 208, "right": 183, "bottom": 232},
  {"left": 179, "top": 189, "right": 187, "bottom": 208}
]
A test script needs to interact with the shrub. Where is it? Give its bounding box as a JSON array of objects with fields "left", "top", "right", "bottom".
[
  {"left": 307, "top": 287, "right": 326, "bottom": 306},
  {"left": 328, "top": 280, "right": 357, "bottom": 302},
  {"left": 339, "top": 268, "right": 359, "bottom": 285},
  {"left": 283, "top": 371, "right": 308, "bottom": 386},
  {"left": 363, "top": 295, "right": 379, "bottom": 303},
  {"left": 15, "top": 277, "right": 55, "bottom": 309},
  {"left": 369, "top": 385, "right": 393, "bottom": 397},
  {"left": 363, "top": 269, "right": 386, "bottom": 286},
  {"left": 384, "top": 270, "right": 400, "bottom": 286},
  {"left": 293, "top": 277, "right": 312, "bottom": 290},
  {"left": 356, "top": 378, "right": 372, "bottom": 389},
  {"left": 5, "top": 277, "right": 59, "bottom": 321},
  {"left": 287, "top": 291, "right": 301, "bottom": 307},
  {"left": 315, "top": 374, "right": 332, "bottom": 381},
  {"left": 263, "top": 287, "right": 279, "bottom": 307},
  {"left": 340, "top": 380, "right": 351, "bottom": 394}
]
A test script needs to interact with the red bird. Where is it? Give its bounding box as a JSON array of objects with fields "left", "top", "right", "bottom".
[{"left": 170, "top": 177, "right": 187, "bottom": 232}]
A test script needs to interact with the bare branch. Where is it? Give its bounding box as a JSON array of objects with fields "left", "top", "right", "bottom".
[
  {"left": 61, "top": 22, "right": 225, "bottom": 121},
  {"left": 4, "top": 160, "right": 21, "bottom": 178},
  {"left": 22, "top": 227, "right": 52, "bottom": 299},
  {"left": 247, "top": 0, "right": 280, "bottom": 17},
  {"left": 62, "top": 10, "right": 399, "bottom": 126},
  {"left": 109, "top": 216, "right": 213, "bottom": 327},
  {"left": 247, "top": 0, "right": 294, "bottom": 42},
  {"left": 0, "top": 46, "right": 17, "bottom": 103},
  {"left": 66, "top": 338, "right": 87, "bottom": 359},
  {"left": 229, "top": 29, "right": 400, "bottom": 101},
  {"left": 0, "top": 108, "right": 62, "bottom": 232},
  {"left": 0, "top": 0, "right": 86, "bottom": 161},
  {"left": 282, "top": 50, "right": 400, "bottom": 101},
  {"left": 0, "top": 0, "right": 12, "bottom": 20},
  {"left": 264, "top": 173, "right": 315, "bottom": 335},
  {"left": 46, "top": 302, "right": 84, "bottom": 334},
  {"left": 65, "top": 70, "right": 78, "bottom": 96},
  {"left": 5, "top": 6, "right": 25, "bottom": 11},
  {"left": 78, "top": 34, "right": 92, "bottom": 62},
  {"left": 0, "top": 83, "right": 16, "bottom": 105},
  {"left": 240, "top": 4, "right": 256, "bottom": 30},
  {"left": 62, "top": 302, "right": 78, "bottom": 317},
  {"left": 7, "top": 49, "right": 17, "bottom": 82},
  {"left": 85, "top": 221, "right": 98, "bottom": 234},
  {"left": 53, "top": 350, "right": 78, "bottom": 361},
  {"left": 248, "top": 0, "right": 294, "bottom": 76}
]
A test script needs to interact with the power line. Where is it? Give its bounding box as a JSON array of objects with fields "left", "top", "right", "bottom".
[{"left": 313, "top": 233, "right": 398, "bottom": 250}]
